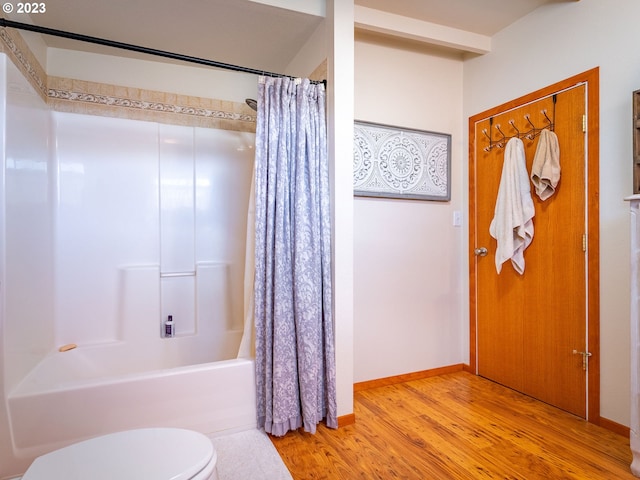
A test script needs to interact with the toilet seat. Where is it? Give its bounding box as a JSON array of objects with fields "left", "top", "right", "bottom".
[{"left": 22, "top": 428, "right": 217, "bottom": 480}]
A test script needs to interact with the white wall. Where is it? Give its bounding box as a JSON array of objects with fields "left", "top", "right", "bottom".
[
  {"left": 463, "top": 0, "right": 637, "bottom": 426},
  {"left": 286, "top": 20, "right": 327, "bottom": 78},
  {"left": 353, "top": 33, "right": 465, "bottom": 382}
]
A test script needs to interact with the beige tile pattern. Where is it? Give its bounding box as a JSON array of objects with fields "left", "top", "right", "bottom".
[
  {"left": 0, "top": 27, "right": 257, "bottom": 132},
  {"left": 47, "top": 76, "right": 257, "bottom": 131},
  {"left": 0, "top": 26, "right": 48, "bottom": 101}
]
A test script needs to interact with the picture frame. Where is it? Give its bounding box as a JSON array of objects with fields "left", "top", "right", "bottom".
[{"left": 353, "top": 120, "right": 451, "bottom": 201}]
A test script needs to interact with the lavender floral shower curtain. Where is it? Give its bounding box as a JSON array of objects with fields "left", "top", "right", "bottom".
[{"left": 254, "top": 76, "right": 337, "bottom": 436}]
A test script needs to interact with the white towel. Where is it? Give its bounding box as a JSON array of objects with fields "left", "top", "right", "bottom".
[
  {"left": 489, "top": 137, "right": 535, "bottom": 275},
  {"left": 530, "top": 129, "right": 561, "bottom": 201}
]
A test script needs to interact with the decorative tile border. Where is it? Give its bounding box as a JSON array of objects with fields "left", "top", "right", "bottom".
[
  {"left": 0, "top": 27, "right": 256, "bottom": 132},
  {"left": 47, "top": 77, "right": 256, "bottom": 131},
  {"left": 0, "top": 26, "right": 48, "bottom": 101},
  {"left": 48, "top": 88, "right": 254, "bottom": 121}
]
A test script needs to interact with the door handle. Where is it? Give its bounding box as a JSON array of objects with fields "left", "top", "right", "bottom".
[
  {"left": 474, "top": 247, "right": 488, "bottom": 257},
  {"left": 572, "top": 349, "right": 592, "bottom": 371}
]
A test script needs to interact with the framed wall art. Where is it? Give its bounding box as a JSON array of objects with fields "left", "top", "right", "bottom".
[{"left": 353, "top": 120, "right": 451, "bottom": 201}]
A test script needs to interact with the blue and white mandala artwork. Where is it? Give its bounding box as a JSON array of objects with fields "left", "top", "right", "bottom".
[{"left": 353, "top": 121, "right": 450, "bottom": 201}]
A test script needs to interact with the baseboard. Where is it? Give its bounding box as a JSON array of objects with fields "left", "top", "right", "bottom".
[
  {"left": 462, "top": 363, "right": 475, "bottom": 374},
  {"left": 337, "top": 413, "right": 356, "bottom": 428},
  {"left": 598, "top": 416, "right": 630, "bottom": 438},
  {"left": 353, "top": 363, "right": 466, "bottom": 392}
]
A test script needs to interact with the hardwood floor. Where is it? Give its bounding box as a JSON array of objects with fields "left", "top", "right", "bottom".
[{"left": 270, "top": 372, "right": 635, "bottom": 479}]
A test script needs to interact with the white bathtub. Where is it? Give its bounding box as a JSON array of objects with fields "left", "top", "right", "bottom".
[{"left": 6, "top": 343, "right": 257, "bottom": 460}]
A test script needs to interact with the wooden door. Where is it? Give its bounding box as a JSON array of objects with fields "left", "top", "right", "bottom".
[{"left": 471, "top": 83, "right": 591, "bottom": 418}]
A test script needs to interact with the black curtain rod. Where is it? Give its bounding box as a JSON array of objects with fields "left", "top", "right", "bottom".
[{"left": 0, "top": 18, "right": 325, "bottom": 85}]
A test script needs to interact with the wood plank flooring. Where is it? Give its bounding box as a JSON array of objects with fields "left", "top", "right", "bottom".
[{"left": 270, "top": 372, "right": 635, "bottom": 479}]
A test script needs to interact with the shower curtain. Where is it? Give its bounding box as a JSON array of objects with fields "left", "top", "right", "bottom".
[{"left": 253, "top": 76, "right": 337, "bottom": 436}]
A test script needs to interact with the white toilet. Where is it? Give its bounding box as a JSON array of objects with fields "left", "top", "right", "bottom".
[{"left": 21, "top": 428, "right": 218, "bottom": 480}]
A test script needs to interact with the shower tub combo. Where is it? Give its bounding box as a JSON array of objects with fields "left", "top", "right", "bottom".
[
  {"left": 3, "top": 92, "right": 257, "bottom": 467},
  {"left": 6, "top": 264, "right": 257, "bottom": 459}
]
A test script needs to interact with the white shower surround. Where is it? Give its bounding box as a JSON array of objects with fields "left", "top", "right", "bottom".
[{"left": 0, "top": 54, "right": 257, "bottom": 475}]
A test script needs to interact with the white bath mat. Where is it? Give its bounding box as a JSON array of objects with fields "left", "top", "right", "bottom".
[{"left": 210, "top": 429, "right": 293, "bottom": 480}]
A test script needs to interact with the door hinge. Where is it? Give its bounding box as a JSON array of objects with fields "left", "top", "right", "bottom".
[
  {"left": 582, "top": 234, "right": 586, "bottom": 252},
  {"left": 582, "top": 114, "right": 587, "bottom": 133}
]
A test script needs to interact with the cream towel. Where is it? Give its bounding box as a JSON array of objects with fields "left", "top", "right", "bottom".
[
  {"left": 530, "top": 129, "right": 561, "bottom": 200},
  {"left": 489, "top": 137, "right": 535, "bottom": 275}
]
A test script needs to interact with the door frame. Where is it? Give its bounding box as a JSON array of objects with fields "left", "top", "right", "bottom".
[{"left": 468, "top": 68, "right": 600, "bottom": 423}]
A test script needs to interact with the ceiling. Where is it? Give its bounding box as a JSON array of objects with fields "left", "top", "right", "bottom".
[
  {"left": 7, "top": 0, "right": 557, "bottom": 75},
  {"left": 356, "top": 0, "right": 556, "bottom": 36}
]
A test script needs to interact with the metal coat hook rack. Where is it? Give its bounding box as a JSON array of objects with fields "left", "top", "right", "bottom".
[{"left": 482, "top": 95, "right": 556, "bottom": 152}]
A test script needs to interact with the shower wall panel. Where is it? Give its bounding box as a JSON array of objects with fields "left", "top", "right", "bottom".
[
  {"left": 4, "top": 57, "right": 54, "bottom": 392},
  {"left": 159, "top": 124, "right": 195, "bottom": 274},
  {"left": 159, "top": 124, "right": 196, "bottom": 335},
  {"left": 52, "top": 113, "right": 254, "bottom": 348},
  {"left": 54, "top": 113, "right": 160, "bottom": 346},
  {"left": 194, "top": 128, "right": 254, "bottom": 331}
]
